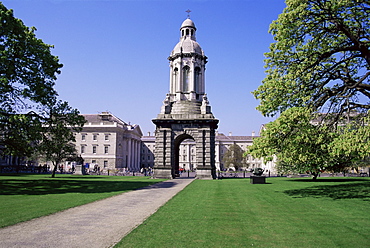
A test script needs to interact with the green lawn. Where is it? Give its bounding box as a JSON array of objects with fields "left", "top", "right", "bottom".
[
  {"left": 0, "top": 174, "right": 165, "bottom": 228},
  {"left": 116, "top": 177, "right": 370, "bottom": 248}
]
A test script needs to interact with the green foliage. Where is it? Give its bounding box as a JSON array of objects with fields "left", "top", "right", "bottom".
[
  {"left": 254, "top": 0, "right": 370, "bottom": 118},
  {"left": 0, "top": 3, "right": 84, "bottom": 163},
  {"left": 330, "top": 114, "right": 370, "bottom": 159},
  {"left": 37, "top": 101, "right": 86, "bottom": 177},
  {"left": 0, "top": 2, "right": 63, "bottom": 157},
  {"left": 0, "top": 3, "right": 62, "bottom": 113},
  {"left": 248, "top": 107, "right": 353, "bottom": 177},
  {"left": 0, "top": 111, "right": 42, "bottom": 157},
  {"left": 251, "top": 0, "right": 370, "bottom": 177},
  {"left": 222, "top": 144, "right": 246, "bottom": 171}
]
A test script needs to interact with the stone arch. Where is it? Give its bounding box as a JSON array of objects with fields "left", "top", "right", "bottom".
[
  {"left": 152, "top": 119, "right": 218, "bottom": 179},
  {"left": 173, "top": 133, "right": 195, "bottom": 177}
]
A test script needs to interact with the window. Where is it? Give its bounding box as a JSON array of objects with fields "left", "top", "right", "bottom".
[
  {"left": 183, "top": 66, "right": 190, "bottom": 92},
  {"left": 104, "top": 134, "right": 109, "bottom": 141},
  {"left": 81, "top": 146, "right": 85, "bottom": 154},
  {"left": 93, "top": 134, "right": 97, "bottom": 141},
  {"left": 81, "top": 134, "right": 86, "bottom": 141},
  {"left": 104, "top": 161, "right": 108, "bottom": 168},
  {"left": 104, "top": 146, "right": 109, "bottom": 154},
  {"left": 148, "top": 155, "right": 151, "bottom": 160},
  {"left": 173, "top": 68, "right": 178, "bottom": 91},
  {"left": 194, "top": 67, "right": 200, "bottom": 92},
  {"left": 93, "top": 146, "right": 97, "bottom": 154}
]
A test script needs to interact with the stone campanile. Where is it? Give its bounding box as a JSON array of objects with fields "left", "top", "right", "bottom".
[{"left": 152, "top": 17, "right": 218, "bottom": 179}]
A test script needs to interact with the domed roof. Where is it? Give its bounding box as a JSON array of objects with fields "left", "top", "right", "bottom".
[
  {"left": 181, "top": 18, "right": 196, "bottom": 30},
  {"left": 170, "top": 18, "right": 203, "bottom": 56},
  {"left": 171, "top": 38, "right": 203, "bottom": 55}
]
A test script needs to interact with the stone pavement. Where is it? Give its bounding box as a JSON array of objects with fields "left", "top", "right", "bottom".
[{"left": 0, "top": 178, "right": 194, "bottom": 248}]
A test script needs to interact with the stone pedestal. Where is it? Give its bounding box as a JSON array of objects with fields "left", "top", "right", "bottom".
[
  {"left": 250, "top": 176, "right": 266, "bottom": 184},
  {"left": 152, "top": 168, "right": 173, "bottom": 179},
  {"left": 195, "top": 169, "right": 215, "bottom": 180},
  {"left": 74, "top": 165, "right": 85, "bottom": 175}
]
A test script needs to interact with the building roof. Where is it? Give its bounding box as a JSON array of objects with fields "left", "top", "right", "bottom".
[
  {"left": 181, "top": 18, "right": 196, "bottom": 30},
  {"left": 171, "top": 18, "right": 204, "bottom": 56},
  {"left": 82, "top": 112, "right": 127, "bottom": 126},
  {"left": 216, "top": 133, "right": 256, "bottom": 141}
]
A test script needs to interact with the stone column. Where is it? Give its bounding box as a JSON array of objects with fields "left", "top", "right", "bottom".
[
  {"left": 195, "top": 128, "right": 216, "bottom": 179},
  {"left": 136, "top": 140, "right": 141, "bottom": 171},
  {"left": 132, "top": 140, "right": 136, "bottom": 171},
  {"left": 153, "top": 127, "right": 173, "bottom": 179},
  {"left": 127, "top": 139, "right": 131, "bottom": 171}
]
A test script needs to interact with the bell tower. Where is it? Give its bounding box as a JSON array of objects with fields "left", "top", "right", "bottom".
[{"left": 152, "top": 17, "right": 218, "bottom": 179}]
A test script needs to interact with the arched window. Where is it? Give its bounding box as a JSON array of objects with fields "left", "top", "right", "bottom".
[
  {"left": 194, "top": 67, "right": 200, "bottom": 92},
  {"left": 173, "top": 68, "right": 178, "bottom": 92},
  {"left": 186, "top": 29, "right": 189, "bottom": 35},
  {"left": 183, "top": 66, "right": 190, "bottom": 92}
]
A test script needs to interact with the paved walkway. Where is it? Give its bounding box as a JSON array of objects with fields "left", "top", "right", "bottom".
[{"left": 0, "top": 178, "right": 194, "bottom": 248}]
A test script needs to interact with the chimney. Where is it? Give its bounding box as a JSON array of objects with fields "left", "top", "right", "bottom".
[
  {"left": 229, "top": 132, "right": 232, "bottom": 136},
  {"left": 252, "top": 131, "right": 255, "bottom": 137},
  {"left": 148, "top": 132, "right": 151, "bottom": 136}
]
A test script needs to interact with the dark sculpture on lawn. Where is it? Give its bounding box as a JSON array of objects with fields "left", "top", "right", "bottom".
[{"left": 253, "top": 168, "right": 264, "bottom": 176}]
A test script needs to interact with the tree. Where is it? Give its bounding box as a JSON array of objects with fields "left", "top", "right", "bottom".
[
  {"left": 222, "top": 144, "right": 246, "bottom": 171},
  {"left": 250, "top": 0, "right": 370, "bottom": 178},
  {"left": 248, "top": 107, "right": 352, "bottom": 179},
  {"left": 0, "top": 111, "right": 42, "bottom": 158},
  {"left": 254, "top": 0, "right": 369, "bottom": 119},
  {"left": 0, "top": 3, "right": 63, "bottom": 156},
  {"left": 37, "top": 101, "right": 86, "bottom": 178}
]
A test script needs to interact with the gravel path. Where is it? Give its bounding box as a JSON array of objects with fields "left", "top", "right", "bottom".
[{"left": 0, "top": 178, "right": 194, "bottom": 248}]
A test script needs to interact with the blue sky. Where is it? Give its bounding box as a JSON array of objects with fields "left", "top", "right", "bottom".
[{"left": 2, "top": 0, "right": 286, "bottom": 136}]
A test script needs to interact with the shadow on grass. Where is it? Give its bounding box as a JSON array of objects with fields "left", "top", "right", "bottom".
[
  {"left": 284, "top": 181, "right": 370, "bottom": 201},
  {"left": 289, "top": 178, "right": 370, "bottom": 183},
  {"left": 0, "top": 178, "right": 168, "bottom": 196}
]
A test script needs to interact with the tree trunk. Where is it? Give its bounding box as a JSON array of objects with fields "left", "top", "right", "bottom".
[
  {"left": 51, "top": 163, "right": 58, "bottom": 178},
  {"left": 311, "top": 172, "right": 319, "bottom": 181}
]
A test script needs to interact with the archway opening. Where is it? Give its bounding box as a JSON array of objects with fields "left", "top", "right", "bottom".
[{"left": 174, "top": 134, "right": 195, "bottom": 178}]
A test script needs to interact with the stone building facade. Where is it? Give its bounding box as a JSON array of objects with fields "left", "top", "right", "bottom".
[
  {"left": 141, "top": 131, "right": 277, "bottom": 174},
  {"left": 73, "top": 112, "right": 142, "bottom": 172}
]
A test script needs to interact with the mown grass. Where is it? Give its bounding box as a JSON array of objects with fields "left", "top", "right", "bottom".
[
  {"left": 116, "top": 177, "right": 370, "bottom": 248},
  {"left": 0, "top": 174, "right": 165, "bottom": 228}
]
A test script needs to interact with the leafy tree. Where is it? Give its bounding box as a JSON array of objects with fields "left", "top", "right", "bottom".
[
  {"left": 248, "top": 108, "right": 352, "bottom": 179},
  {"left": 250, "top": 0, "right": 370, "bottom": 177},
  {"left": 0, "top": 3, "right": 63, "bottom": 156},
  {"left": 329, "top": 114, "right": 370, "bottom": 161},
  {"left": 222, "top": 144, "right": 246, "bottom": 171},
  {"left": 38, "top": 101, "right": 86, "bottom": 178},
  {"left": 254, "top": 0, "right": 369, "bottom": 119},
  {"left": 0, "top": 111, "right": 42, "bottom": 158}
]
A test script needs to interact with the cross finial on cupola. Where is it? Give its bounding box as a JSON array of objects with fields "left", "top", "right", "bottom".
[{"left": 186, "top": 9, "right": 191, "bottom": 18}]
